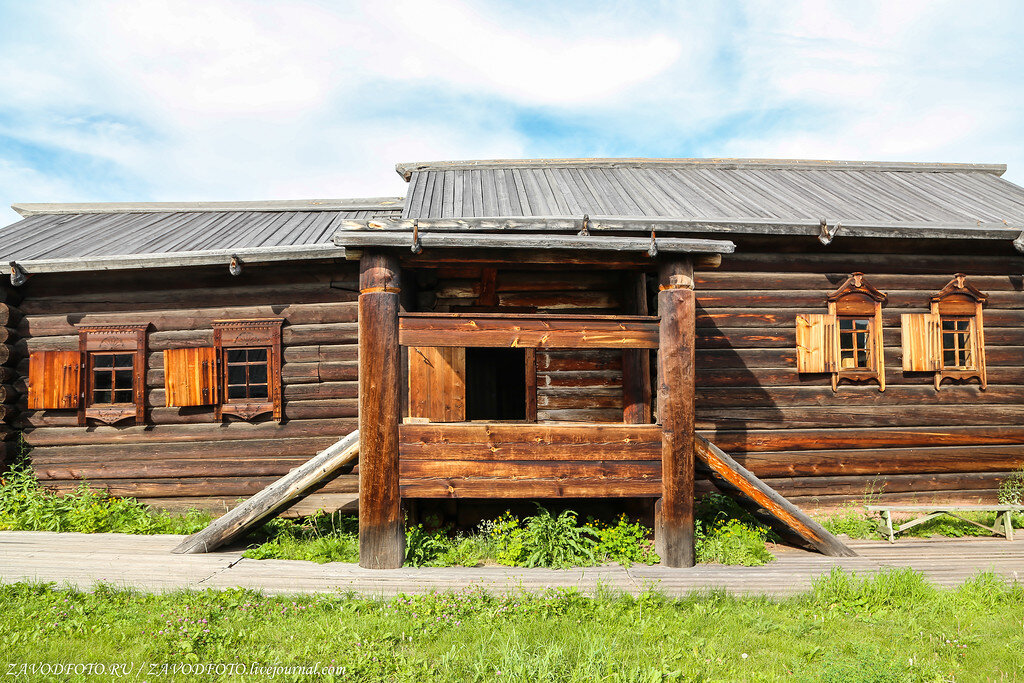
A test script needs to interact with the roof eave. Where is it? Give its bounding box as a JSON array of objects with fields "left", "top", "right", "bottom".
[{"left": 11, "top": 197, "right": 406, "bottom": 217}]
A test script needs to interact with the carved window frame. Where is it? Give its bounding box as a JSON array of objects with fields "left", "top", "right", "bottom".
[
  {"left": 77, "top": 324, "right": 148, "bottom": 426},
  {"left": 931, "top": 274, "right": 987, "bottom": 390},
  {"left": 826, "top": 273, "right": 887, "bottom": 391},
  {"left": 212, "top": 319, "right": 283, "bottom": 421}
]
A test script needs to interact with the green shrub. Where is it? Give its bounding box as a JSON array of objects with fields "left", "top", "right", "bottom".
[
  {"left": 998, "top": 467, "right": 1024, "bottom": 505},
  {"left": 0, "top": 456, "right": 209, "bottom": 535},
  {"left": 519, "top": 506, "right": 598, "bottom": 568},
  {"left": 404, "top": 523, "right": 455, "bottom": 567},
  {"left": 585, "top": 514, "right": 658, "bottom": 566},
  {"left": 478, "top": 512, "right": 527, "bottom": 566}
]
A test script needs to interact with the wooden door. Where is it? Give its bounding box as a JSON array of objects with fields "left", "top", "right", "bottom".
[{"left": 408, "top": 346, "right": 466, "bottom": 422}]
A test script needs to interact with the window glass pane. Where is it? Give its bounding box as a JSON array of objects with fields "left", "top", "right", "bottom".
[
  {"left": 94, "top": 371, "right": 112, "bottom": 390},
  {"left": 227, "top": 349, "right": 245, "bottom": 363},
  {"left": 93, "top": 390, "right": 112, "bottom": 404},
  {"left": 114, "top": 370, "right": 133, "bottom": 389},
  {"left": 113, "top": 390, "right": 133, "bottom": 403},
  {"left": 247, "top": 348, "right": 267, "bottom": 362},
  {"left": 249, "top": 385, "right": 268, "bottom": 399},
  {"left": 94, "top": 354, "right": 114, "bottom": 368},
  {"left": 249, "top": 364, "right": 268, "bottom": 384},
  {"left": 227, "top": 365, "right": 246, "bottom": 384},
  {"left": 114, "top": 353, "right": 134, "bottom": 368},
  {"left": 228, "top": 385, "right": 247, "bottom": 399}
]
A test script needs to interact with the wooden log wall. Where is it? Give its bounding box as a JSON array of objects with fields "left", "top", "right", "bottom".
[
  {"left": 0, "top": 282, "right": 23, "bottom": 470},
  {"left": 14, "top": 262, "right": 360, "bottom": 511},
  {"left": 399, "top": 423, "right": 661, "bottom": 497},
  {"left": 692, "top": 238, "right": 1024, "bottom": 510},
  {"left": 422, "top": 267, "right": 629, "bottom": 422}
]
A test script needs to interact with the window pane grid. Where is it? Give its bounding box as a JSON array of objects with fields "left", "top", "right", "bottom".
[
  {"left": 91, "top": 352, "right": 135, "bottom": 405},
  {"left": 838, "top": 318, "right": 872, "bottom": 370},
  {"left": 941, "top": 317, "right": 973, "bottom": 369},
  {"left": 225, "top": 347, "right": 271, "bottom": 401}
]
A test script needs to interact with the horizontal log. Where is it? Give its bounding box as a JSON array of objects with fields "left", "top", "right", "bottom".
[
  {"left": 400, "top": 477, "right": 660, "bottom": 498},
  {"left": 399, "top": 314, "right": 659, "bottom": 349},
  {"left": 541, "top": 370, "right": 623, "bottom": 388},
  {"left": 537, "top": 350, "right": 622, "bottom": 372},
  {"left": 695, "top": 365, "right": 1024, "bottom": 388},
  {"left": 19, "top": 301, "right": 358, "bottom": 337},
  {"left": 697, "top": 385, "right": 1024, "bottom": 408},
  {"left": 0, "top": 344, "right": 15, "bottom": 366},
  {"left": 694, "top": 289, "right": 1024, "bottom": 309},
  {"left": 0, "top": 303, "right": 20, "bottom": 327},
  {"left": 695, "top": 272, "right": 1023, "bottom": 292},
  {"left": 790, "top": 489, "right": 1000, "bottom": 510},
  {"left": 23, "top": 418, "right": 357, "bottom": 447},
  {"left": 284, "top": 344, "right": 358, "bottom": 364},
  {"left": 719, "top": 251, "right": 1024, "bottom": 276},
  {"left": 694, "top": 308, "right": 1024, "bottom": 329},
  {"left": 400, "top": 422, "right": 661, "bottom": 444},
  {"left": 41, "top": 474, "right": 359, "bottom": 498},
  {"left": 400, "top": 459, "right": 659, "bottom": 480},
  {"left": 689, "top": 326, "right": 1024, "bottom": 350},
  {"left": 537, "top": 392, "right": 622, "bottom": 410},
  {"left": 29, "top": 436, "right": 344, "bottom": 466},
  {"left": 705, "top": 425, "right": 1024, "bottom": 453},
  {"left": 537, "top": 408, "right": 628, "bottom": 422},
  {"left": 732, "top": 444, "right": 1024, "bottom": 478},
  {"left": 15, "top": 399, "right": 357, "bottom": 427},
  {"left": 696, "top": 405, "right": 1024, "bottom": 429},
  {"left": 763, "top": 471, "right": 1012, "bottom": 498},
  {"left": 694, "top": 345, "right": 1022, "bottom": 369},
  {"left": 19, "top": 281, "right": 358, "bottom": 315}
]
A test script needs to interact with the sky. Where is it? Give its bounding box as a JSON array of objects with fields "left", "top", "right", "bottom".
[{"left": 0, "top": 0, "right": 1022, "bottom": 223}]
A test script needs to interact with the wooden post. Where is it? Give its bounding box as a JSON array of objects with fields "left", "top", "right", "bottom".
[
  {"left": 358, "top": 251, "right": 405, "bottom": 569},
  {"left": 622, "top": 271, "right": 652, "bottom": 423},
  {"left": 657, "top": 258, "right": 696, "bottom": 567}
]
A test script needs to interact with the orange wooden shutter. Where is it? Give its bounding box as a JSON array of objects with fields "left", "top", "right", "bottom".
[
  {"left": 27, "top": 350, "right": 81, "bottom": 410},
  {"left": 408, "top": 346, "right": 466, "bottom": 422},
  {"left": 164, "top": 347, "right": 218, "bottom": 407},
  {"left": 900, "top": 313, "right": 940, "bottom": 372},
  {"left": 795, "top": 314, "right": 836, "bottom": 373}
]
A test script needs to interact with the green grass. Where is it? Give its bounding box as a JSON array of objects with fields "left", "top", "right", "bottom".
[
  {"left": 243, "top": 504, "right": 775, "bottom": 568},
  {"left": 1, "top": 569, "right": 1022, "bottom": 681},
  {"left": 0, "top": 455, "right": 211, "bottom": 535},
  {"left": 818, "top": 505, "right": 1024, "bottom": 541}
]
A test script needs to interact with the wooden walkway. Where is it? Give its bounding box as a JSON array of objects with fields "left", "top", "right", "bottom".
[{"left": 1, "top": 531, "right": 1021, "bottom": 597}]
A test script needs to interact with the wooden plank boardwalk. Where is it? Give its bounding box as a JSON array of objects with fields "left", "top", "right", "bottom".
[{"left": 0, "top": 531, "right": 1021, "bottom": 597}]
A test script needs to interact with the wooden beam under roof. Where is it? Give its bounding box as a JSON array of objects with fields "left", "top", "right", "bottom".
[{"left": 333, "top": 230, "right": 735, "bottom": 254}]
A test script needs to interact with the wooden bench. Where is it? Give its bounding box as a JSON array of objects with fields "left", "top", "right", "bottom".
[{"left": 866, "top": 505, "right": 1023, "bottom": 543}]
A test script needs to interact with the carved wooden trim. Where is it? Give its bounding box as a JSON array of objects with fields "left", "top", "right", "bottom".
[
  {"left": 77, "top": 324, "right": 148, "bottom": 426},
  {"left": 212, "top": 319, "right": 283, "bottom": 422},
  {"left": 929, "top": 275, "right": 987, "bottom": 390}
]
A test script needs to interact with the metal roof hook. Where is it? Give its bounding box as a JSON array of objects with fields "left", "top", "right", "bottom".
[
  {"left": 647, "top": 229, "right": 658, "bottom": 257},
  {"left": 578, "top": 214, "right": 591, "bottom": 237},
  {"left": 818, "top": 218, "right": 839, "bottom": 245},
  {"left": 229, "top": 254, "right": 243, "bottom": 276},
  {"left": 8, "top": 261, "right": 26, "bottom": 287},
  {"left": 1013, "top": 229, "right": 1024, "bottom": 254},
  {"left": 411, "top": 219, "right": 423, "bottom": 254}
]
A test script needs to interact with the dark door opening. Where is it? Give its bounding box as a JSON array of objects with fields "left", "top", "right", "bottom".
[{"left": 466, "top": 347, "right": 526, "bottom": 420}]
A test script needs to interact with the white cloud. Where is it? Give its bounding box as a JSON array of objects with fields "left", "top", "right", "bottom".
[{"left": 0, "top": 0, "right": 1022, "bottom": 226}]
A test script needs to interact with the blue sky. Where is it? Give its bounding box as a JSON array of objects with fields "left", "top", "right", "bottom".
[{"left": 1, "top": 0, "right": 1022, "bottom": 223}]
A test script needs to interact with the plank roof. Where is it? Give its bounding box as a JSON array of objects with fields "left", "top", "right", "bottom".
[
  {"left": 395, "top": 159, "right": 1024, "bottom": 236},
  {"left": 0, "top": 198, "right": 403, "bottom": 272}
]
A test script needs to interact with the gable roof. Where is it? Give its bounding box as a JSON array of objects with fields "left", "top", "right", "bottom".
[
  {"left": 0, "top": 198, "right": 403, "bottom": 273},
  {"left": 391, "top": 158, "right": 1024, "bottom": 243}
]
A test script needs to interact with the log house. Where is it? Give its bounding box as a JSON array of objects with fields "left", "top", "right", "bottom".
[{"left": 2, "top": 160, "right": 1024, "bottom": 567}]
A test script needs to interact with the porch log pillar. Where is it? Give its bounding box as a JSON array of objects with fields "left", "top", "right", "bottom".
[
  {"left": 657, "top": 258, "right": 696, "bottom": 567},
  {"left": 358, "top": 250, "right": 405, "bottom": 569}
]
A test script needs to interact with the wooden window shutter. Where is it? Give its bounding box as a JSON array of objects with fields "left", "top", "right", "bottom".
[
  {"left": 408, "top": 346, "right": 466, "bottom": 422},
  {"left": 795, "top": 314, "right": 836, "bottom": 374},
  {"left": 164, "top": 347, "right": 218, "bottom": 407},
  {"left": 900, "top": 313, "right": 940, "bottom": 372},
  {"left": 27, "top": 350, "right": 81, "bottom": 410}
]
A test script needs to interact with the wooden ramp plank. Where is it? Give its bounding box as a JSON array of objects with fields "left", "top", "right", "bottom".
[
  {"left": 694, "top": 434, "right": 857, "bottom": 558},
  {"left": 172, "top": 430, "right": 359, "bottom": 554}
]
